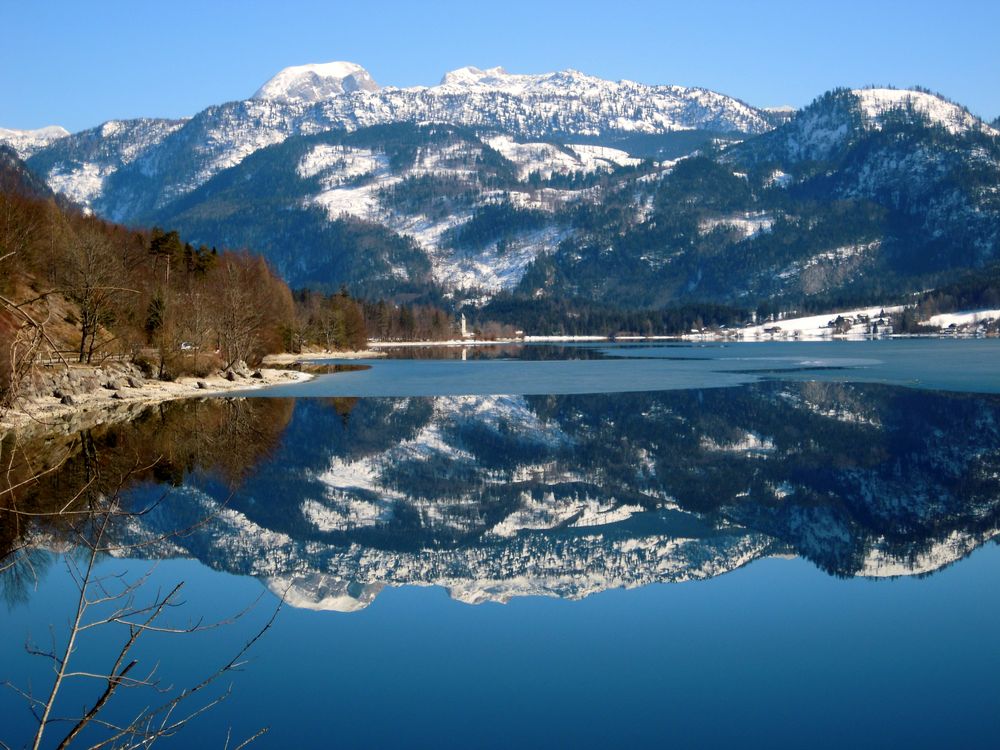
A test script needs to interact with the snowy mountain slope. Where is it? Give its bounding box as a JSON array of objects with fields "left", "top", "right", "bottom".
[
  {"left": 23, "top": 61, "right": 774, "bottom": 221},
  {"left": 150, "top": 86, "right": 1000, "bottom": 307},
  {"left": 854, "top": 88, "right": 998, "bottom": 136},
  {"left": 148, "top": 123, "right": 658, "bottom": 293},
  {"left": 0, "top": 125, "right": 69, "bottom": 159},
  {"left": 487, "top": 135, "right": 642, "bottom": 179},
  {"left": 730, "top": 87, "right": 998, "bottom": 166},
  {"left": 415, "top": 65, "right": 775, "bottom": 134},
  {"left": 25, "top": 118, "right": 187, "bottom": 210}
]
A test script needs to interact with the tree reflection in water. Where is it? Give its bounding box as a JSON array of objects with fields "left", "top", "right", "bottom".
[{"left": 0, "top": 397, "right": 293, "bottom": 748}]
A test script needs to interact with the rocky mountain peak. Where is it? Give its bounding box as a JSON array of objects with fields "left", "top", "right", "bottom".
[{"left": 253, "top": 61, "right": 380, "bottom": 103}]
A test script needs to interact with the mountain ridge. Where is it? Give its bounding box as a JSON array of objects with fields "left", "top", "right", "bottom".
[
  {"left": 3, "top": 71, "right": 998, "bottom": 317},
  {"left": 0, "top": 125, "right": 70, "bottom": 159},
  {"left": 7, "top": 62, "right": 776, "bottom": 223}
]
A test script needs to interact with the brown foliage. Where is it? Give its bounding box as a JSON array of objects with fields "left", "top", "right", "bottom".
[
  {"left": 0, "top": 179, "right": 306, "bottom": 404},
  {"left": 292, "top": 288, "right": 368, "bottom": 352}
]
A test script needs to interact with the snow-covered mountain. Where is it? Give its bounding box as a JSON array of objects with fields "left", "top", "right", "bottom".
[
  {"left": 143, "top": 83, "right": 1000, "bottom": 304},
  {"left": 250, "top": 62, "right": 775, "bottom": 136},
  {"left": 7, "top": 74, "right": 1000, "bottom": 308},
  {"left": 0, "top": 125, "right": 69, "bottom": 159},
  {"left": 146, "top": 123, "right": 653, "bottom": 294},
  {"left": 253, "top": 61, "right": 381, "bottom": 102},
  {"left": 731, "top": 87, "right": 997, "bottom": 165},
  {"left": 25, "top": 117, "right": 187, "bottom": 208},
  {"left": 17, "top": 61, "right": 775, "bottom": 222}
]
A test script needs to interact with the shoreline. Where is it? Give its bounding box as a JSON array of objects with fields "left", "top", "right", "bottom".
[
  {"left": 6, "top": 332, "right": 996, "bottom": 438},
  {"left": 262, "top": 349, "right": 386, "bottom": 363},
  {"left": 368, "top": 337, "right": 609, "bottom": 348},
  {"left": 366, "top": 331, "right": 998, "bottom": 347},
  {"left": 1, "top": 368, "right": 314, "bottom": 438}
]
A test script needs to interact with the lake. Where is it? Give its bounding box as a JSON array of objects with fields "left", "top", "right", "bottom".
[{"left": 2, "top": 340, "right": 999, "bottom": 748}]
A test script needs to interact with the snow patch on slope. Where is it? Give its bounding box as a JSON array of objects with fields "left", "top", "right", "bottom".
[
  {"left": 492, "top": 491, "right": 644, "bottom": 537},
  {"left": 700, "top": 431, "right": 775, "bottom": 456},
  {"left": 46, "top": 163, "right": 111, "bottom": 206},
  {"left": 297, "top": 144, "right": 388, "bottom": 184},
  {"left": 777, "top": 241, "right": 881, "bottom": 288},
  {"left": 432, "top": 225, "right": 567, "bottom": 292},
  {"left": 853, "top": 88, "right": 998, "bottom": 136},
  {"left": 699, "top": 211, "right": 773, "bottom": 240},
  {"left": 487, "top": 136, "right": 641, "bottom": 179}
]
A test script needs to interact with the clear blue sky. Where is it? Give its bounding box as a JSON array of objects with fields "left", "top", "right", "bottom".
[{"left": 3, "top": 0, "right": 998, "bottom": 132}]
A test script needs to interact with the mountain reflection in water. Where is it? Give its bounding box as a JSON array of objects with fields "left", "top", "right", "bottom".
[{"left": 5, "top": 381, "right": 1000, "bottom": 611}]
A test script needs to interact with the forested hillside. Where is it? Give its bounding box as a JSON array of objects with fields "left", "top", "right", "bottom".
[{"left": 0, "top": 147, "right": 370, "bottom": 405}]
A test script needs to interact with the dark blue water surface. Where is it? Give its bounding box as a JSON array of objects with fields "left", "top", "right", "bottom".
[{"left": 2, "top": 340, "right": 999, "bottom": 748}]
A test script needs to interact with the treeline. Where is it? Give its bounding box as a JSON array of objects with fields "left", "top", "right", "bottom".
[
  {"left": 0, "top": 157, "right": 310, "bottom": 392},
  {"left": 291, "top": 288, "right": 368, "bottom": 351},
  {"left": 911, "top": 262, "right": 1000, "bottom": 316},
  {"left": 481, "top": 294, "right": 750, "bottom": 336},
  {"left": 362, "top": 299, "right": 458, "bottom": 341},
  {"left": 291, "top": 293, "right": 462, "bottom": 345}
]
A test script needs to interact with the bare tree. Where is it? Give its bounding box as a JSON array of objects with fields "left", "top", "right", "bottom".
[
  {"left": 57, "top": 226, "right": 135, "bottom": 364},
  {"left": 214, "top": 258, "right": 267, "bottom": 369},
  {"left": 0, "top": 440, "right": 279, "bottom": 749},
  {"left": 0, "top": 261, "right": 69, "bottom": 419},
  {"left": 212, "top": 254, "right": 293, "bottom": 369}
]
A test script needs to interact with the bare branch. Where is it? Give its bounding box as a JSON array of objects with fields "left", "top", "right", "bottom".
[{"left": 231, "top": 727, "right": 269, "bottom": 750}]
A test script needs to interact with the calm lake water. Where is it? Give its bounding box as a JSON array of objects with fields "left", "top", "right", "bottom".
[{"left": 2, "top": 340, "right": 999, "bottom": 748}]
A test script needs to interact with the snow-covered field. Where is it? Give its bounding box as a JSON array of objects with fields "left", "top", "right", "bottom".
[
  {"left": 699, "top": 211, "right": 774, "bottom": 240},
  {"left": 689, "top": 305, "right": 904, "bottom": 341},
  {"left": 923, "top": 309, "right": 1000, "bottom": 328},
  {"left": 487, "top": 135, "right": 641, "bottom": 179}
]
